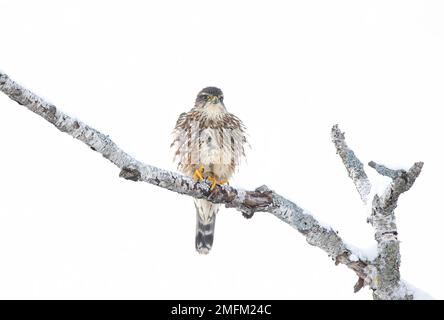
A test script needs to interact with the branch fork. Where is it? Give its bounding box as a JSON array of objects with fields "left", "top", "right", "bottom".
[{"left": 331, "top": 126, "right": 423, "bottom": 299}]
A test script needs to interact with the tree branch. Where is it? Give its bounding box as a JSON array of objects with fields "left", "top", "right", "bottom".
[
  {"left": 332, "top": 125, "right": 424, "bottom": 299},
  {"left": 368, "top": 161, "right": 405, "bottom": 180},
  {"left": 368, "top": 161, "right": 423, "bottom": 300},
  {"left": 331, "top": 125, "right": 371, "bottom": 203},
  {"left": 0, "top": 71, "right": 370, "bottom": 290}
]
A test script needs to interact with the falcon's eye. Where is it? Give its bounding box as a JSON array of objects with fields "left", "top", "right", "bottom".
[
  {"left": 201, "top": 95, "right": 209, "bottom": 101},
  {"left": 219, "top": 96, "right": 224, "bottom": 102}
]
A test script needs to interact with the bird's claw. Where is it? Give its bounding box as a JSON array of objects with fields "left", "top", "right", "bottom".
[
  {"left": 207, "top": 176, "right": 228, "bottom": 190},
  {"left": 193, "top": 165, "right": 205, "bottom": 181},
  {"left": 193, "top": 166, "right": 228, "bottom": 190}
]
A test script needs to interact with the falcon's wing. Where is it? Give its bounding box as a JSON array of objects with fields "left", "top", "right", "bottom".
[
  {"left": 171, "top": 111, "right": 194, "bottom": 169},
  {"left": 222, "top": 112, "right": 248, "bottom": 168}
]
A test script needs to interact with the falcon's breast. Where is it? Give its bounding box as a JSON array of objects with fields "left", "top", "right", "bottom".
[{"left": 172, "top": 108, "right": 246, "bottom": 181}]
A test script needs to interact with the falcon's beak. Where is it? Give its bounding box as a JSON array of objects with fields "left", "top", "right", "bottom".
[{"left": 210, "top": 96, "right": 219, "bottom": 104}]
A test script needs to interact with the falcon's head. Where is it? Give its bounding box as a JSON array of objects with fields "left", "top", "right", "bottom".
[{"left": 195, "top": 87, "right": 225, "bottom": 110}]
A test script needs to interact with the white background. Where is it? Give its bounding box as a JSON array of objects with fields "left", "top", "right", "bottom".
[{"left": 0, "top": 0, "right": 443, "bottom": 299}]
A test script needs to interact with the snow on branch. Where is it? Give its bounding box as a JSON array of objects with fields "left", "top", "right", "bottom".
[
  {"left": 368, "top": 161, "right": 423, "bottom": 300},
  {"left": 331, "top": 125, "right": 371, "bottom": 203},
  {"left": 332, "top": 126, "right": 424, "bottom": 299},
  {"left": 368, "top": 161, "right": 405, "bottom": 180},
  {"left": 0, "top": 71, "right": 425, "bottom": 299}
]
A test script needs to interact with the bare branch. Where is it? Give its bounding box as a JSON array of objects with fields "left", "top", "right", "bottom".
[
  {"left": 331, "top": 124, "right": 371, "bottom": 203},
  {"left": 0, "top": 71, "right": 370, "bottom": 288},
  {"left": 368, "top": 162, "right": 423, "bottom": 300},
  {"left": 331, "top": 126, "right": 425, "bottom": 299},
  {"left": 368, "top": 161, "right": 404, "bottom": 179}
]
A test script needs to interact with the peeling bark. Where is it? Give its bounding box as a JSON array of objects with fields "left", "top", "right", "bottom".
[{"left": 0, "top": 71, "right": 426, "bottom": 299}]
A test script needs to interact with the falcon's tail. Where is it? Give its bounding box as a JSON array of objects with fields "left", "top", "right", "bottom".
[{"left": 194, "top": 199, "right": 218, "bottom": 254}]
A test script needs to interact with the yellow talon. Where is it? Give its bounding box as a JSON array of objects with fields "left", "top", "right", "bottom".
[
  {"left": 207, "top": 176, "right": 228, "bottom": 190},
  {"left": 207, "top": 176, "right": 216, "bottom": 190},
  {"left": 193, "top": 165, "right": 205, "bottom": 181}
]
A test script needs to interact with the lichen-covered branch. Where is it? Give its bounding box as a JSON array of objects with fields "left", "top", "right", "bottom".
[
  {"left": 0, "top": 71, "right": 370, "bottom": 289},
  {"left": 331, "top": 125, "right": 371, "bottom": 203},
  {"left": 368, "top": 161, "right": 423, "bottom": 300},
  {"left": 368, "top": 161, "right": 402, "bottom": 179},
  {"left": 332, "top": 125, "right": 424, "bottom": 299}
]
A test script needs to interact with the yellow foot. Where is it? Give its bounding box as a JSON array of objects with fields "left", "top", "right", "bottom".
[
  {"left": 207, "top": 176, "right": 229, "bottom": 190},
  {"left": 193, "top": 165, "right": 205, "bottom": 181}
]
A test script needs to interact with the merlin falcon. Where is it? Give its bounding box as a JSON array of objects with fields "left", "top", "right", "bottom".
[{"left": 171, "top": 87, "right": 247, "bottom": 254}]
